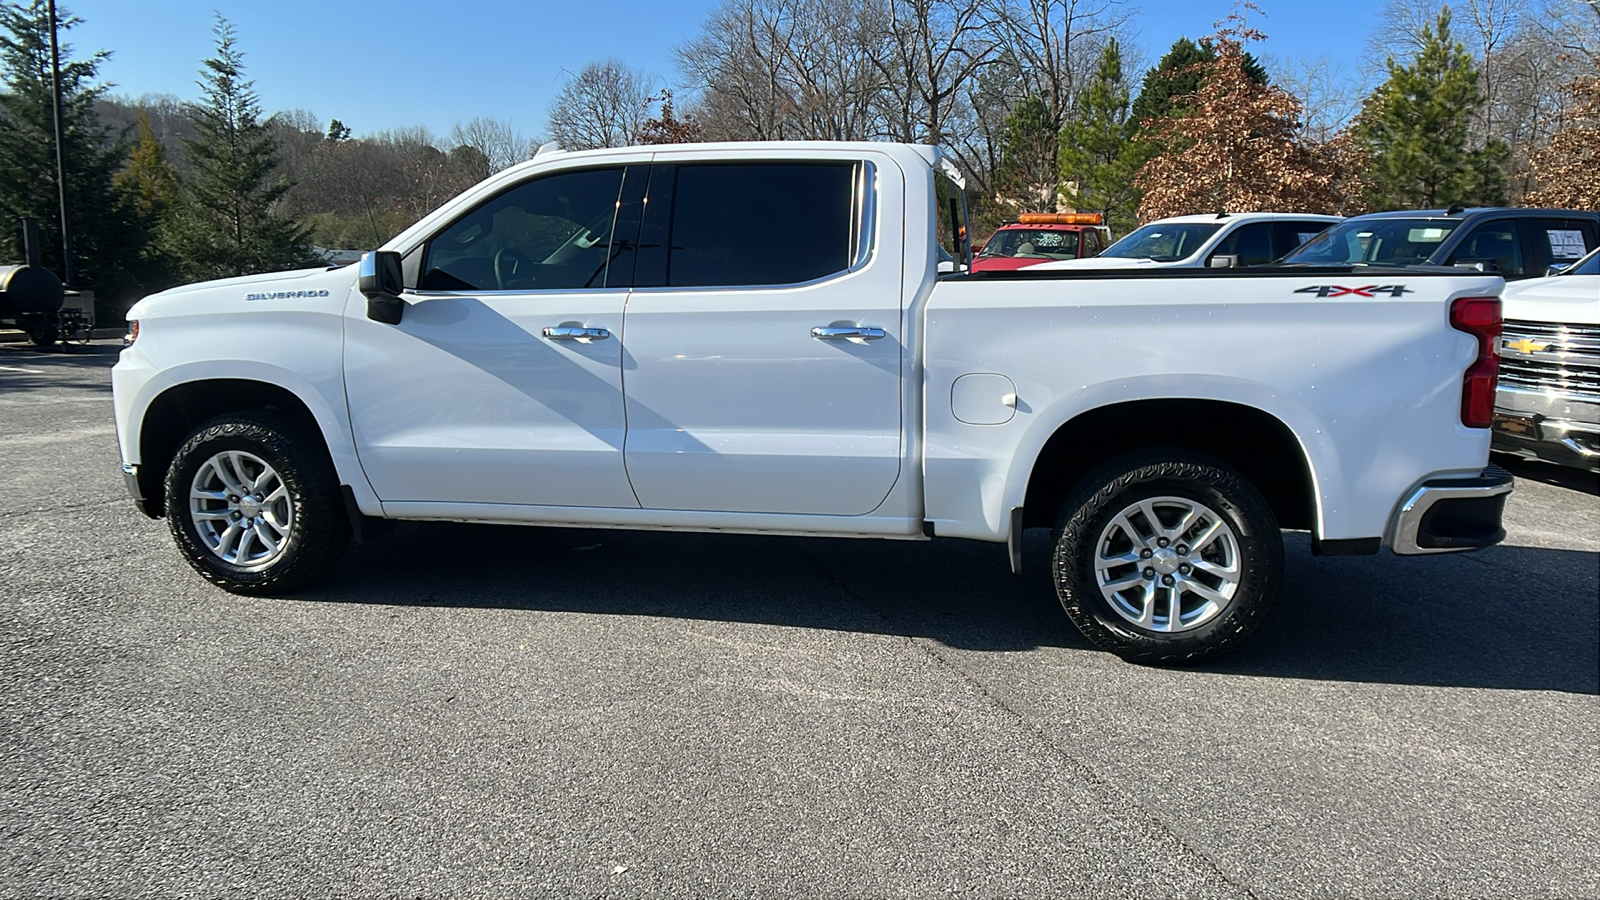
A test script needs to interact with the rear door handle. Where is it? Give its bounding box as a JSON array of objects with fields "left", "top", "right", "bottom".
[
  {"left": 542, "top": 326, "right": 610, "bottom": 341},
  {"left": 811, "top": 326, "right": 886, "bottom": 340}
]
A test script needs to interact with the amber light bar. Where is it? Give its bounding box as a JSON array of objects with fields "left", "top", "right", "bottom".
[{"left": 1017, "top": 212, "right": 1105, "bottom": 226}]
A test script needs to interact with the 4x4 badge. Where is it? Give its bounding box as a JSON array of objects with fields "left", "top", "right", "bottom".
[{"left": 1294, "top": 285, "right": 1413, "bottom": 298}]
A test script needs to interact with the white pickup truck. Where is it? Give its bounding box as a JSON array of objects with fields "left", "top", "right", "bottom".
[{"left": 112, "top": 142, "right": 1513, "bottom": 665}]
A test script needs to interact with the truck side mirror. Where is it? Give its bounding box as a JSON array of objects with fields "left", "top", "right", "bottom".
[
  {"left": 1208, "top": 254, "right": 1238, "bottom": 269},
  {"left": 359, "top": 251, "right": 404, "bottom": 325},
  {"left": 1546, "top": 263, "right": 1571, "bottom": 277}
]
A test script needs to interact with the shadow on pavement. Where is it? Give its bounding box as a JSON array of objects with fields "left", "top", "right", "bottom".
[
  {"left": 1492, "top": 452, "right": 1599, "bottom": 496},
  {"left": 0, "top": 342, "right": 118, "bottom": 392},
  {"left": 298, "top": 519, "right": 1599, "bottom": 696}
]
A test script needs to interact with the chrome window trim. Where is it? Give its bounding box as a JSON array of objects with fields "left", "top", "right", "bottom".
[{"left": 404, "top": 287, "right": 631, "bottom": 299}]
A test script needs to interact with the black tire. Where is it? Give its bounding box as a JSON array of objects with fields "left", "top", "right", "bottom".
[
  {"left": 1051, "top": 450, "right": 1283, "bottom": 666},
  {"left": 28, "top": 329, "right": 58, "bottom": 346},
  {"left": 164, "top": 410, "right": 350, "bottom": 594}
]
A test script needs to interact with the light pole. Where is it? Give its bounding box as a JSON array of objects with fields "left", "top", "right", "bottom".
[{"left": 46, "top": 0, "right": 73, "bottom": 288}]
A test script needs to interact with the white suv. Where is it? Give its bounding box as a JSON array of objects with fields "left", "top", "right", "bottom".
[{"left": 1035, "top": 212, "right": 1341, "bottom": 270}]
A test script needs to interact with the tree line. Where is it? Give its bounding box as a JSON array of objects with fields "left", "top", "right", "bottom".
[{"left": 0, "top": 0, "right": 1596, "bottom": 318}]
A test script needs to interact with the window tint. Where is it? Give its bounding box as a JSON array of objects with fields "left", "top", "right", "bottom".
[
  {"left": 420, "top": 167, "right": 626, "bottom": 291},
  {"left": 1520, "top": 218, "right": 1598, "bottom": 275},
  {"left": 1271, "top": 221, "right": 1332, "bottom": 259},
  {"left": 1449, "top": 219, "right": 1524, "bottom": 277},
  {"left": 1210, "top": 222, "right": 1274, "bottom": 266},
  {"left": 665, "top": 163, "right": 856, "bottom": 288}
]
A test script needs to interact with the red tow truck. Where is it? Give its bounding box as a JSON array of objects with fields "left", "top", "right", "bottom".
[{"left": 971, "top": 212, "right": 1108, "bottom": 272}]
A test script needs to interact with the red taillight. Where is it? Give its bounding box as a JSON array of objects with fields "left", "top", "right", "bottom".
[{"left": 1449, "top": 297, "right": 1501, "bottom": 428}]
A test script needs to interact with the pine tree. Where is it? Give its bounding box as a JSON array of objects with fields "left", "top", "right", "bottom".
[
  {"left": 1357, "top": 9, "right": 1508, "bottom": 210},
  {"left": 992, "top": 96, "right": 1059, "bottom": 216},
  {"left": 1129, "top": 37, "right": 1267, "bottom": 127},
  {"left": 0, "top": 0, "right": 149, "bottom": 307},
  {"left": 113, "top": 110, "right": 180, "bottom": 287},
  {"left": 168, "top": 15, "right": 312, "bottom": 280},
  {"left": 1058, "top": 40, "right": 1149, "bottom": 234}
]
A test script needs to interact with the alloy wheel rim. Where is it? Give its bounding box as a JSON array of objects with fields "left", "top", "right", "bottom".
[
  {"left": 1093, "top": 495, "right": 1240, "bottom": 633},
  {"left": 189, "top": 450, "right": 293, "bottom": 569}
]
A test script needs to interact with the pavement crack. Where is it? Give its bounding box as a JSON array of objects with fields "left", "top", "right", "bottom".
[{"left": 800, "top": 548, "right": 1259, "bottom": 900}]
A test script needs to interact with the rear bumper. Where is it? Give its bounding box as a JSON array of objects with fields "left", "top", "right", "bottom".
[{"left": 1389, "top": 465, "right": 1514, "bottom": 555}]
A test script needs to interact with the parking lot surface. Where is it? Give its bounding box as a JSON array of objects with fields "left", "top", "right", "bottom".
[{"left": 3, "top": 343, "right": 1596, "bottom": 898}]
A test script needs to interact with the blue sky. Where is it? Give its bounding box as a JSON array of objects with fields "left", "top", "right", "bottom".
[{"left": 68, "top": 0, "right": 1382, "bottom": 140}]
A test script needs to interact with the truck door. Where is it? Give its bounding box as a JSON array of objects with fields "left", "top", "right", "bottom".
[
  {"left": 619, "top": 157, "right": 904, "bottom": 516},
  {"left": 342, "top": 164, "right": 645, "bottom": 509}
]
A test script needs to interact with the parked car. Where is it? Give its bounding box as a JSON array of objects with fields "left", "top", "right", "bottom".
[
  {"left": 114, "top": 141, "right": 1511, "bottom": 665},
  {"left": 1277, "top": 207, "right": 1600, "bottom": 280},
  {"left": 970, "top": 213, "right": 1108, "bottom": 272},
  {"left": 1031, "top": 212, "right": 1340, "bottom": 271},
  {"left": 1491, "top": 246, "right": 1600, "bottom": 471}
]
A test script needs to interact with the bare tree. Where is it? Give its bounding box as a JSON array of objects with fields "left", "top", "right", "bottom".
[
  {"left": 987, "top": 0, "right": 1131, "bottom": 129},
  {"left": 677, "top": 0, "right": 888, "bottom": 141},
  {"left": 546, "top": 59, "right": 658, "bottom": 150},
  {"left": 1269, "top": 54, "right": 1369, "bottom": 143},
  {"left": 448, "top": 116, "right": 535, "bottom": 172},
  {"left": 872, "top": 0, "right": 999, "bottom": 144}
]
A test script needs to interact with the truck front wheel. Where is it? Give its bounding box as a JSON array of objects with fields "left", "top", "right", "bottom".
[
  {"left": 1051, "top": 450, "right": 1283, "bottom": 665},
  {"left": 163, "top": 411, "right": 350, "bottom": 594}
]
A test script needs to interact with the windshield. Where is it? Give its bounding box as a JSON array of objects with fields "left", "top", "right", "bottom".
[
  {"left": 978, "top": 229, "right": 1081, "bottom": 260},
  {"left": 1101, "top": 222, "right": 1222, "bottom": 262},
  {"left": 1560, "top": 248, "right": 1599, "bottom": 276},
  {"left": 1280, "top": 217, "right": 1464, "bottom": 266}
]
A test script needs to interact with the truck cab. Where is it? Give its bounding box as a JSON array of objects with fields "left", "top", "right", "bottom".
[{"left": 971, "top": 213, "right": 1108, "bottom": 272}]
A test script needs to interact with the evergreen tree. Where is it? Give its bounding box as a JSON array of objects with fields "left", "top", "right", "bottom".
[
  {"left": 168, "top": 15, "right": 312, "bottom": 280},
  {"left": 1129, "top": 37, "right": 1267, "bottom": 126},
  {"left": 992, "top": 95, "right": 1059, "bottom": 215},
  {"left": 1357, "top": 9, "right": 1507, "bottom": 209},
  {"left": 0, "top": 0, "right": 148, "bottom": 308},
  {"left": 1058, "top": 40, "right": 1149, "bottom": 234},
  {"left": 113, "top": 110, "right": 180, "bottom": 286}
]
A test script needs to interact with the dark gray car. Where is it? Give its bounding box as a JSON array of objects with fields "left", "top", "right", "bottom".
[{"left": 1277, "top": 208, "right": 1600, "bottom": 280}]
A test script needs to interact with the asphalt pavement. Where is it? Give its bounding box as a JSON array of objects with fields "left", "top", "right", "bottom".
[{"left": 2, "top": 342, "right": 1596, "bottom": 898}]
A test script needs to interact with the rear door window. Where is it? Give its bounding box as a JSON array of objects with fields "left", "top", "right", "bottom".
[
  {"left": 1519, "top": 218, "right": 1598, "bottom": 275},
  {"left": 652, "top": 162, "right": 858, "bottom": 288}
]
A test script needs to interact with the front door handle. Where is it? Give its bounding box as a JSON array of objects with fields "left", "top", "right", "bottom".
[
  {"left": 811, "top": 326, "right": 886, "bottom": 341},
  {"left": 542, "top": 326, "right": 611, "bottom": 341}
]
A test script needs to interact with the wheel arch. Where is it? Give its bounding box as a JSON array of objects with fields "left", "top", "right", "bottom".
[
  {"left": 133, "top": 378, "right": 344, "bottom": 518},
  {"left": 1018, "top": 398, "right": 1319, "bottom": 535}
]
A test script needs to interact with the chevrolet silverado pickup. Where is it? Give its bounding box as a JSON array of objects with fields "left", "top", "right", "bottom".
[
  {"left": 113, "top": 142, "right": 1514, "bottom": 665},
  {"left": 1492, "top": 247, "right": 1600, "bottom": 470}
]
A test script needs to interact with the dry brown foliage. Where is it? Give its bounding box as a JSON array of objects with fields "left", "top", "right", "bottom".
[
  {"left": 1526, "top": 75, "right": 1600, "bottom": 210},
  {"left": 1134, "top": 19, "right": 1349, "bottom": 220}
]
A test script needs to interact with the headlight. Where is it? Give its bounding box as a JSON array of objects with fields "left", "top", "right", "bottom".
[{"left": 124, "top": 320, "right": 139, "bottom": 345}]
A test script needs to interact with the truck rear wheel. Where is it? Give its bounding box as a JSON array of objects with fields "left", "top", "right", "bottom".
[
  {"left": 1051, "top": 450, "right": 1282, "bottom": 665},
  {"left": 164, "top": 410, "right": 349, "bottom": 594},
  {"left": 28, "top": 329, "right": 58, "bottom": 346}
]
